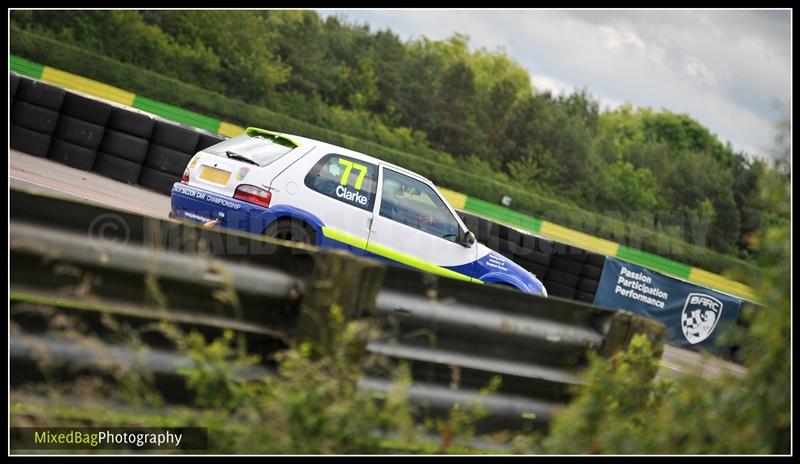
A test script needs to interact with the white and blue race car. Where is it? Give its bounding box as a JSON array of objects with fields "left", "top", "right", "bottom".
[{"left": 170, "top": 127, "right": 547, "bottom": 296}]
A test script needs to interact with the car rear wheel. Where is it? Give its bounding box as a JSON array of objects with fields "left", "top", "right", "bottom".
[{"left": 265, "top": 219, "right": 316, "bottom": 245}]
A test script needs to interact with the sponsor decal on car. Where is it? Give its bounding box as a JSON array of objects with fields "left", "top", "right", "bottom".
[
  {"left": 485, "top": 253, "right": 509, "bottom": 271},
  {"left": 174, "top": 185, "right": 242, "bottom": 210}
]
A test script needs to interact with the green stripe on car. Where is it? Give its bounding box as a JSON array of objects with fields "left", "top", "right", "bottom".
[{"left": 321, "top": 226, "right": 479, "bottom": 283}]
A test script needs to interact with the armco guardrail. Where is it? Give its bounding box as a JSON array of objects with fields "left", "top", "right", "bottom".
[
  {"left": 11, "top": 186, "right": 667, "bottom": 432},
  {"left": 9, "top": 62, "right": 757, "bottom": 303}
]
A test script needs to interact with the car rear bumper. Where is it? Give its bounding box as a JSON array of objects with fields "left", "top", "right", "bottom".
[{"left": 170, "top": 183, "right": 277, "bottom": 234}]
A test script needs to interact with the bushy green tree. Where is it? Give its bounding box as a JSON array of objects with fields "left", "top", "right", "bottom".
[{"left": 596, "top": 161, "right": 661, "bottom": 212}]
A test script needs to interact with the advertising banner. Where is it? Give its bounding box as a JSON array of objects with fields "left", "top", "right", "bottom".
[{"left": 593, "top": 257, "right": 743, "bottom": 351}]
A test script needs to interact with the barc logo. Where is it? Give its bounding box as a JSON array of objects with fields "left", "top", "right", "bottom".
[{"left": 681, "top": 292, "right": 723, "bottom": 344}]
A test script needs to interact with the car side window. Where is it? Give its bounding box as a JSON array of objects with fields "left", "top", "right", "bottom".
[
  {"left": 379, "top": 169, "right": 460, "bottom": 242},
  {"left": 304, "top": 154, "right": 377, "bottom": 211}
]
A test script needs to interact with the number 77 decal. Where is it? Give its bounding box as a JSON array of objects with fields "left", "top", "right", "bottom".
[{"left": 338, "top": 159, "right": 369, "bottom": 189}]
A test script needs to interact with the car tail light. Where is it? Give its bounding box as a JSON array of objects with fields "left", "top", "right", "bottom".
[
  {"left": 181, "top": 168, "right": 190, "bottom": 184},
  {"left": 234, "top": 184, "right": 271, "bottom": 208}
]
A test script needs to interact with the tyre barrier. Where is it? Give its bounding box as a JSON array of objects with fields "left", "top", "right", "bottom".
[
  {"left": 10, "top": 72, "right": 605, "bottom": 304},
  {"left": 10, "top": 72, "right": 224, "bottom": 193}
]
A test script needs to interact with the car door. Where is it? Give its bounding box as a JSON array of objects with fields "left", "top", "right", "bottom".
[
  {"left": 295, "top": 152, "right": 378, "bottom": 256},
  {"left": 366, "top": 166, "right": 478, "bottom": 282}
]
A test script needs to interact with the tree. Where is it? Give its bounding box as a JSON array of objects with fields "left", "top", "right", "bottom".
[
  {"left": 429, "top": 61, "right": 484, "bottom": 157},
  {"left": 596, "top": 161, "right": 660, "bottom": 213}
]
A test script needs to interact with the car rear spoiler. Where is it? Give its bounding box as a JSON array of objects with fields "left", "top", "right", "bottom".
[{"left": 245, "top": 127, "right": 302, "bottom": 148}]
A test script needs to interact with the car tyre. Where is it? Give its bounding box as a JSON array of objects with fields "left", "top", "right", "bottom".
[
  {"left": 585, "top": 252, "right": 606, "bottom": 268},
  {"left": 11, "top": 101, "right": 60, "bottom": 134},
  {"left": 542, "top": 280, "right": 576, "bottom": 299},
  {"left": 47, "top": 138, "right": 97, "bottom": 170},
  {"left": 151, "top": 120, "right": 200, "bottom": 154},
  {"left": 61, "top": 92, "right": 112, "bottom": 125},
  {"left": 138, "top": 166, "right": 180, "bottom": 194},
  {"left": 580, "top": 264, "right": 603, "bottom": 280},
  {"left": 108, "top": 107, "right": 155, "bottom": 139},
  {"left": 15, "top": 78, "right": 65, "bottom": 110},
  {"left": 101, "top": 129, "right": 150, "bottom": 163},
  {"left": 55, "top": 115, "right": 106, "bottom": 150},
  {"left": 93, "top": 152, "right": 142, "bottom": 184},
  {"left": 265, "top": 219, "right": 316, "bottom": 246},
  {"left": 11, "top": 124, "right": 52, "bottom": 157},
  {"left": 550, "top": 255, "right": 584, "bottom": 275},
  {"left": 577, "top": 277, "right": 599, "bottom": 293},
  {"left": 145, "top": 144, "right": 192, "bottom": 176}
]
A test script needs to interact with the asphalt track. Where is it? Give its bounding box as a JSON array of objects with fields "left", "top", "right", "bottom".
[{"left": 9, "top": 149, "right": 172, "bottom": 219}]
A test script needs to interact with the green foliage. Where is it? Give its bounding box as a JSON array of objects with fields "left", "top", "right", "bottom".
[
  {"left": 540, "top": 131, "right": 790, "bottom": 453},
  {"left": 161, "top": 305, "right": 508, "bottom": 454},
  {"left": 596, "top": 161, "right": 660, "bottom": 212},
  {"left": 155, "top": 310, "right": 400, "bottom": 453},
  {"left": 170, "top": 329, "right": 263, "bottom": 410},
  {"left": 543, "top": 335, "right": 673, "bottom": 453},
  {"left": 9, "top": 11, "right": 781, "bottom": 268}
]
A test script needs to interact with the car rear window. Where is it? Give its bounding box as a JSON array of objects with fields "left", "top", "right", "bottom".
[{"left": 205, "top": 133, "right": 294, "bottom": 167}]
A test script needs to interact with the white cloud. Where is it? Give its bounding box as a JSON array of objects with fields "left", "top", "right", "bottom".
[
  {"left": 530, "top": 74, "right": 571, "bottom": 96},
  {"left": 530, "top": 74, "right": 625, "bottom": 112},
  {"left": 601, "top": 26, "right": 645, "bottom": 53},
  {"left": 683, "top": 55, "right": 718, "bottom": 86}
]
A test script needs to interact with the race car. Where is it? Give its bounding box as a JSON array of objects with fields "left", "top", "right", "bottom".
[{"left": 170, "top": 127, "right": 548, "bottom": 296}]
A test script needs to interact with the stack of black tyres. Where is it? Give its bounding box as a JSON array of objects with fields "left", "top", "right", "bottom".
[
  {"left": 11, "top": 73, "right": 227, "bottom": 194},
  {"left": 48, "top": 91, "right": 112, "bottom": 170},
  {"left": 545, "top": 246, "right": 586, "bottom": 299},
  {"left": 457, "top": 211, "right": 607, "bottom": 303},
  {"left": 11, "top": 74, "right": 65, "bottom": 157},
  {"left": 139, "top": 121, "right": 226, "bottom": 194},
  {"left": 94, "top": 107, "right": 155, "bottom": 184},
  {"left": 140, "top": 121, "right": 201, "bottom": 193},
  {"left": 575, "top": 253, "right": 606, "bottom": 303}
]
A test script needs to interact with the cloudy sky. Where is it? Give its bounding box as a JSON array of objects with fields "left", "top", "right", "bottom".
[{"left": 318, "top": 9, "right": 791, "bottom": 160}]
